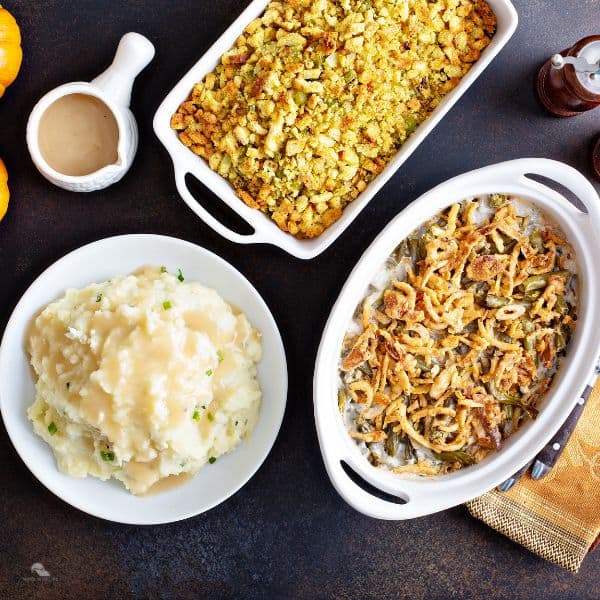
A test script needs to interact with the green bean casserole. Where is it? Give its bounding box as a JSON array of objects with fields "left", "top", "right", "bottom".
[{"left": 339, "top": 195, "right": 578, "bottom": 475}]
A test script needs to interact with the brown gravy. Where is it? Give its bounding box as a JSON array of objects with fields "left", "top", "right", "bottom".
[
  {"left": 140, "top": 472, "right": 193, "bottom": 496},
  {"left": 38, "top": 93, "right": 119, "bottom": 176}
]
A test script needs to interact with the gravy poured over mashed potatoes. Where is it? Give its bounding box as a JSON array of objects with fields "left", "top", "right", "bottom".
[{"left": 27, "top": 267, "right": 262, "bottom": 495}]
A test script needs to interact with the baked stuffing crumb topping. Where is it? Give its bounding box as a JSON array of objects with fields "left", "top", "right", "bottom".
[{"left": 171, "top": 0, "right": 496, "bottom": 238}]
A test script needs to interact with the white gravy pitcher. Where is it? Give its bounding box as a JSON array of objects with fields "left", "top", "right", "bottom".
[{"left": 26, "top": 32, "right": 155, "bottom": 192}]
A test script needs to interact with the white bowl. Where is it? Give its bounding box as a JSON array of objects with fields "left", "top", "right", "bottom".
[
  {"left": 314, "top": 158, "right": 600, "bottom": 519},
  {"left": 153, "top": 0, "right": 518, "bottom": 259},
  {"left": 0, "top": 235, "right": 287, "bottom": 524}
]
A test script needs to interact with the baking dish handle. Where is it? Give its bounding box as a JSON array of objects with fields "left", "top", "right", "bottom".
[
  {"left": 506, "top": 158, "right": 600, "bottom": 224},
  {"left": 174, "top": 167, "right": 272, "bottom": 245},
  {"left": 325, "top": 456, "right": 411, "bottom": 520}
]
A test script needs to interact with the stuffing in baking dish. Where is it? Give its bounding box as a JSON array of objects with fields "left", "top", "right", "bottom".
[
  {"left": 171, "top": 0, "right": 496, "bottom": 239},
  {"left": 339, "top": 195, "right": 578, "bottom": 475}
]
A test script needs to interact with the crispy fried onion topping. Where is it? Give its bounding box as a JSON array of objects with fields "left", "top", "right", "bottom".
[{"left": 339, "top": 197, "right": 577, "bottom": 476}]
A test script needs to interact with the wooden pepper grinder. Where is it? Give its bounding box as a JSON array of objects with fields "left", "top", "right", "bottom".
[
  {"left": 536, "top": 35, "right": 600, "bottom": 117},
  {"left": 592, "top": 135, "right": 600, "bottom": 182}
]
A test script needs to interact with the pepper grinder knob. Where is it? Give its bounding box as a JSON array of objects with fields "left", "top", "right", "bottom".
[{"left": 551, "top": 53, "right": 600, "bottom": 74}]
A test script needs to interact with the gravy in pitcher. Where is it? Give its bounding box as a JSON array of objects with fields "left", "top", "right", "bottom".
[{"left": 38, "top": 93, "right": 119, "bottom": 176}]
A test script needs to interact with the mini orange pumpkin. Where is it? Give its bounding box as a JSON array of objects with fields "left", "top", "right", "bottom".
[
  {"left": 0, "top": 158, "right": 8, "bottom": 221},
  {"left": 0, "top": 4, "right": 22, "bottom": 97}
]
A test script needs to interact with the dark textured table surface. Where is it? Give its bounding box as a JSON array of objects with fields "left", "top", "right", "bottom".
[{"left": 1, "top": 1, "right": 599, "bottom": 598}]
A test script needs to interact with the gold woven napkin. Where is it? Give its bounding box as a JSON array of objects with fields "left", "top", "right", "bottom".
[{"left": 466, "top": 381, "right": 600, "bottom": 573}]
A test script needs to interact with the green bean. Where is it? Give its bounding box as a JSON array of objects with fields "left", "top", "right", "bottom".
[
  {"left": 485, "top": 294, "right": 510, "bottom": 308},
  {"left": 435, "top": 450, "right": 476, "bottom": 465},
  {"left": 524, "top": 289, "right": 543, "bottom": 302},
  {"left": 404, "top": 436, "right": 416, "bottom": 461},
  {"left": 487, "top": 380, "right": 521, "bottom": 404},
  {"left": 555, "top": 296, "right": 569, "bottom": 315},
  {"left": 459, "top": 321, "right": 478, "bottom": 335},
  {"left": 408, "top": 237, "right": 424, "bottom": 261},
  {"left": 357, "top": 416, "right": 372, "bottom": 433},
  {"left": 385, "top": 430, "right": 400, "bottom": 457},
  {"left": 488, "top": 381, "right": 538, "bottom": 418},
  {"left": 522, "top": 270, "right": 571, "bottom": 294},
  {"left": 358, "top": 364, "right": 373, "bottom": 379},
  {"left": 488, "top": 193, "right": 507, "bottom": 208},
  {"left": 555, "top": 328, "right": 567, "bottom": 352},
  {"left": 504, "top": 404, "right": 513, "bottom": 420},
  {"left": 407, "top": 237, "right": 418, "bottom": 257},
  {"left": 497, "top": 394, "right": 537, "bottom": 420},
  {"left": 397, "top": 239, "right": 410, "bottom": 257},
  {"left": 553, "top": 270, "right": 572, "bottom": 284},
  {"left": 522, "top": 275, "right": 547, "bottom": 294},
  {"left": 467, "top": 282, "right": 487, "bottom": 303},
  {"left": 338, "top": 389, "right": 346, "bottom": 414},
  {"left": 521, "top": 318, "right": 535, "bottom": 334},
  {"left": 415, "top": 356, "right": 431, "bottom": 372},
  {"left": 498, "top": 395, "right": 525, "bottom": 406},
  {"left": 497, "top": 332, "right": 513, "bottom": 344},
  {"left": 529, "top": 231, "right": 544, "bottom": 253}
]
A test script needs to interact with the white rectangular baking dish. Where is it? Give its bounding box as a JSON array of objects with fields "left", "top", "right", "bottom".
[
  {"left": 313, "top": 158, "right": 600, "bottom": 519},
  {"left": 153, "top": 0, "right": 518, "bottom": 259}
]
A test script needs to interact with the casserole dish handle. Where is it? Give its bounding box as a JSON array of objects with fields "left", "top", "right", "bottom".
[
  {"left": 323, "top": 453, "right": 426, "bottom": 521},
  {"left": 175, "top": 167, "right": 274, "bottom": 245},
  {"left": 505, "top": 158, "right": 600, "bottom": 223},
  {"left": 317, "top": 402, "right": 444, "bottom": 519}
]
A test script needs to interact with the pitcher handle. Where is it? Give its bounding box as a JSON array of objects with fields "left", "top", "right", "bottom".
[{"left": 91, "top": 32, "right": 155, "bottom": 108}]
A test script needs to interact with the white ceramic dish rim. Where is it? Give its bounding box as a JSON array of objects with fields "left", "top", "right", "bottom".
[
  {"left": 153, "top": 0, "right": 518, "bottom": 259},
  {"left": 0, "top": 234, "right": 288, "bottom": 525},
  {"left": 313, "top": 158, "right": 600, "bottom": 520}
]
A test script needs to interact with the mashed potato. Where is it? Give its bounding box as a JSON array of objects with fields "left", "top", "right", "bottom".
[{"left": 27, "top": 266, "right": 262, "bottom": 495}]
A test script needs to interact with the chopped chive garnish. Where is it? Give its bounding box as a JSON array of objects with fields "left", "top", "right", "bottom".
[
  {"left": 192, "top": 410, "right": 200, "bottom": 421},
  {"left": 162, "top": 301, "right": 172, "bottom": 310},
  {"left": 100, "top": 450, "right": 115, "bottom": 461},
  {"left": 235, "top": 420, "right": 239, "bottom": 426},
  {"left": 217, "top": 350, "right": 224, "bottom": 363},
  {"left": 96, "top": 294, "right": 102, "bottom": 302},
  {"left": 47, "top": 422, "right": 57, "bottom": 435},
  {"left": 206, "top": 369, "right": 213, "bottom": 376},
  {"left": 177, "top": 268, "right": 185, "bottom": 282},
  {"left": 201, "top": 405, "right": 206, "bottom": 410},
  {"left": 208, "top": 457, "right": 216, "bottom": 464},
  {"left": 160, "top": 266, "right": 167, "bottom": 273},
  {"left": 207, "top": 412, "right": 214, "bottom": 422}
]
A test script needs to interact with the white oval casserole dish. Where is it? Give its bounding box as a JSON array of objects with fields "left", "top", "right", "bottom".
[
  {"left": 153, "top": 0, "right": 518, "bottom": 259},
  {"left": 314, "top": 158, "right": 600, "bottom": 519}
]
